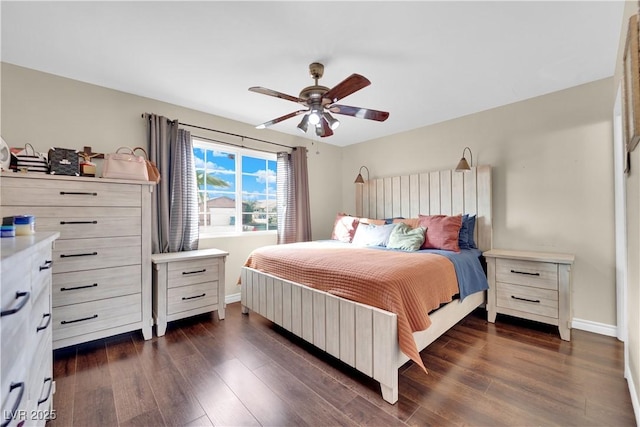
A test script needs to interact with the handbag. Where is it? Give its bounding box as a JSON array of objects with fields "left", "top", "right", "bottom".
[
  {"left": 14, "top": 143, "right": 48, "bottom": 173},
  {"left": 132, "top": 147, "right": 161, "bottom": 183},
  {"left": 102, "top": 147, "right": 149, "bottom": 181},
  {"left": 48, "top": 147, "right": 80, "bottom": 176}
]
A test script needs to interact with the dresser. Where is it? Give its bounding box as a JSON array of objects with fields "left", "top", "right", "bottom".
[
  {"left": 1, "top": 173, "right": 154, "bottom": 349},
  {"left": 1, "top": 232, "right": 59, "bottom": 427},
  {"left": 151, "top": 249, "right": 228, "bottom": 336},
  {"left": 484, "top": 249, "right": 575, "bottom": 341}
]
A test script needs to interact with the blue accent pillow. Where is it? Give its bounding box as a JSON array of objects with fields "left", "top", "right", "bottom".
[
  {"left": 384, "top": 217, "right": 404, "bottom": 224},
  {"left": 458, "top": 214, "right": 477, "bottom": 249}
]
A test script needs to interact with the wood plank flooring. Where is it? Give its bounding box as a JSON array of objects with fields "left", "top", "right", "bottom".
[{"left": 49, "top": 303, "right": 636, "bottom": 426}]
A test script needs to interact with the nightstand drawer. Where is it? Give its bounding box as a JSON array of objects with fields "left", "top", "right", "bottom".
[
  {"left": 496, "top": 282, "right": 558, "bottom": 318},
  {"left": 167, "top": 259, "right": 220, "bottom": 288},
  {"left": 167, "top": 282, "right": 219, "bottom": 315},
  {"left": 496, "top": 258, "right": 558, "bottom": 290}
]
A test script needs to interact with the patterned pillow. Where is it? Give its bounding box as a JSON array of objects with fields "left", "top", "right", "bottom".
[
  {"left": 418, "top": 214, "right": 463, "bottom": 252},
  {"left": 387, "top": 223, "right": 426, "bottom": 251},
  {"left": 331, "top": 213, "right": 359, "bottom": 243}
]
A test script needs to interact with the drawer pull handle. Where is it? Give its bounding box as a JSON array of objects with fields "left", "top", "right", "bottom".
[
  {"left": 36, "top": 313, "right": 52, "bottom": 332},
  {"left": 60, "top": 191, "right": 98, "bottom": 196},
  {"left": 61, "top": 283, "right": 98, "bottom": 292},
  {"left": 182, "top": 293, "right": 206, "bottom": 301},
  {"left": 60, "top": 252, "right": 98, "bottom": 258},
  {"left": 37, "top": 377, "right": 53, "bottom": 406},
  {"left": 511, "top": 295, "right": 541, "bottom": 304},
  {"left": 60, "top": 220, "right": 98, "bottom": 225},
  {"left": 510, "top": 269, "right": 540, "bottom": 276},
  {"left": 182, "top": 269, "right": 206, "bottom": 275},
  {"left": 1, "top": 382, "right": 25, "bottom": 427},
  {"left": 61, "top": 314, "right": 98, "bottom": 324},
  {"left": 39, "top": 260, "right": 53, "bottom": 271},
  {"left": 0, "top": 291, "right": 30, "bottom": 317}
]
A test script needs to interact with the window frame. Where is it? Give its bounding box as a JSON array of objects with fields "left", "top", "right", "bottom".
[{"left": 193, "top": 138, "right": 277, "bottom": 237}]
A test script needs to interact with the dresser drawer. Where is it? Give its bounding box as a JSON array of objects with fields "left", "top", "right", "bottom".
[
  {"left": 167, "top": 258, "right": 220, "bottom": 288},
  {"left": 167, "top": 282, "right": 219, "bottom": 315},
  {"left": 495, "top": 258, "right": 558, "bottom": 290},
  {"left": 1, "top": 305, "right": 29, "bottom": 413},
  {"left": 1, "top": 206, "right": 142, "bottom": 240},
  {"left": 53, "top": 293, "right": 142, "bottom": 341},
  {"left": 53, "top": 236, "right": 141, "bottom": 273},
  {"left": 53, "top": 265, "right": 141, "bottom": 307},
  {"left": 30, "top": 353, "right": 53, "bottom": 415},
  {"left": 1, "top": 254, "right": 31, "bottom": 400},
  {"left": 1, "top": 177, "right": 142, "bottom": 207},
  {"left": 30, "top": 285, "right": 53, "bottom": 356},
  {"left": 496, "top": 282, "right": 558, "bottom": 318},
  {"left": 31, "top": 243, "right": 54, "bottom": 303}
]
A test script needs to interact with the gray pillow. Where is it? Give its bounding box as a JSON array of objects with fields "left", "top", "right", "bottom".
[{"left": 387, "top": 223, "right": 426, "bottom": 251}]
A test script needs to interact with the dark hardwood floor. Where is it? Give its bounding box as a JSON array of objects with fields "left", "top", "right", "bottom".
[{"left": 49, "top": 303, "right": 636, "bottom": 426}]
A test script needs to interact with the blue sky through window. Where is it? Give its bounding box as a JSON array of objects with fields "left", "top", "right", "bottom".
[{"left": 193, "top": 141, "right": 277, "bottom": 233}]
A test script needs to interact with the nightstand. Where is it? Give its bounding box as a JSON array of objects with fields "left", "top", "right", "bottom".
[
  {"left": 151, "top": 248, "right": 228, "bottom": 337},
  {"left": 484, "top": 249, "right": 575, "bottom": 341}
]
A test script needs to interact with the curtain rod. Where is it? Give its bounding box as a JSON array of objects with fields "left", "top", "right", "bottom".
[
  {"left": 141, "top": 113, "right": 291, "bottom": 150},
  {"left": 191, "top": 133, "right": 287, "bottom": 155}
]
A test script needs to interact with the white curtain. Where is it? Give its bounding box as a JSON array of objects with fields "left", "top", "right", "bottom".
[{"left": 276, "top": 147, "right": 311, "bottom": 244}]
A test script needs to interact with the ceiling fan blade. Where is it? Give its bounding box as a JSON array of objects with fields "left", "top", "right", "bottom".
[
  {"left": 322, "top": 74, "right": 371, "bottom": 104},
  {"left": 249, "top": 86, "right": 303, "bottom": 104},
  {"left": 256, "top": 110, "right": 307, "bottom": 129},
  {"left": 329, "top": 104, "right": 390, "bottom": 122}
]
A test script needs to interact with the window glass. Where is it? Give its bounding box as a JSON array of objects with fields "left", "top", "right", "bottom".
[{"left": 194, "top": 140, "right": 276, "bottom": 235}]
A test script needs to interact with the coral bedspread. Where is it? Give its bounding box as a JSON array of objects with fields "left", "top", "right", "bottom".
[{"left": 243, "top": 241, "right": 460, "bottom": 371}]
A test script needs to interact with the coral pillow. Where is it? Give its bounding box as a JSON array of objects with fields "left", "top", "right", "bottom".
[
  {"left": 331, "top": 213, "right": 359, "bottom": 243},
  {"left": 392, "top": 217, "right": 420, "bottom": 229},
  {"left": 418, "top": 214, "right": 463, "bottom": 252}
]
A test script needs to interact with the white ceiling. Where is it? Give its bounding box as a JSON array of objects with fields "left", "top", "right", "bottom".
[{"left": 0, "top": 1, "right": 625, "bottom": 147}]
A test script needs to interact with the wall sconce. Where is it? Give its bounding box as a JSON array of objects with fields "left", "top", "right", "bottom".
[
  {"left": 354, "top": 165, "right": 369, "bottom": 184},
  {"left": 455, "top": 147, "right": 473, "bottom": 172}
]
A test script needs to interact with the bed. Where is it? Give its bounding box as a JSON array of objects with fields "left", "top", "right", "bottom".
[{"left": 241, "top": 165, "right": 492, "bottom": 404}]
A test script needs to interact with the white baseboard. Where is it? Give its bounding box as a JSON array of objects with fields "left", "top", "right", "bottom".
[
  {"left": 226, "top": 292, "right": 241, "bottom": 305},
  {"left": 571, "top": 317, "right": 618, "bottom": 337},
  {"left": 626, "top": 363, "right": 640, "bottom": 426}
]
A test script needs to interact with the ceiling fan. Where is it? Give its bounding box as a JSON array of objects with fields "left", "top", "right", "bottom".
[{"left": 249, "top": 62, "right": 389, "bottom": 138}]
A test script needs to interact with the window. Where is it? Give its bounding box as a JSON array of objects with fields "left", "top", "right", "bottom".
[{"left": 193, "top": 139, "right": 277, "bottom": 235}]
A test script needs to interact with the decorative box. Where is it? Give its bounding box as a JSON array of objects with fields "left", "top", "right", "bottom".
[{"left": 48, "top": 147, "right": 80, "bottom": 176}]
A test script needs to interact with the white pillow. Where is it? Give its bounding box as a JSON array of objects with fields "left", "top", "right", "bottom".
[{"left": 351, "top": 223, "right": 397, "bottom": 247}]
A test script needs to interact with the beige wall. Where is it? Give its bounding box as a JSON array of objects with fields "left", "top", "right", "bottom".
[
  {"left": 0, "top": 63, "right": 343, "bottom": 298},
  {"left": 343, "top": 78, "right": 616, "bottom": 326},
  {"left": 620, "top": 0, "right": 640, "bottom": 419}
]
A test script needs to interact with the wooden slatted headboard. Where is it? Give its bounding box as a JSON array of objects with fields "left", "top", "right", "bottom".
[{"left": 355, "top": 165, "right": 492, "bottom": 251}]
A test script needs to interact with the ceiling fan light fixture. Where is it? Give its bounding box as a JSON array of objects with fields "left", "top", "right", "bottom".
[
  {"left": 297, "top": 115, "right": 309, "bottom": 133},
  {"left": 315, "top": 124, "right": 324, "bottom": 137},
  {"left": 308, "top": 110, "right": 321, "bottom": 125},
  {"left": 323, "top": 112, "right": 340, "bottom": 130}
]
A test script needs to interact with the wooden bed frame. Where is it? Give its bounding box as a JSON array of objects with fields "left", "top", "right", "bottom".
[{"left": 241, "top": 165, "right": 492, "bottom": 404}]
